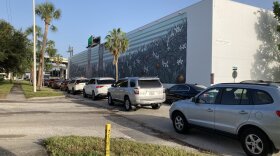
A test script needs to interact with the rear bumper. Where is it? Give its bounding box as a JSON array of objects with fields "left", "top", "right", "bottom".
[{"left": 134, "top": 98, "right": 165, "bottom": 105}]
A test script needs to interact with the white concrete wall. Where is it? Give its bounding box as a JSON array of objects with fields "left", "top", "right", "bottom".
[
  {"left": 185, "top": 0, "right": 213, "bottom": 86},
  {"left": 212, "top": 0, "right": 263, "bottom": 83}
]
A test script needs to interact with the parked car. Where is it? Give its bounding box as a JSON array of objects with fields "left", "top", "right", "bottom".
[
  {"left": 169, "top": 82, "right": 280, "bottom": 156},
  {"left": 60, "top": 80, "right": 69, "bottom": 91},
  {"left": 165, "top": 84, "right": 206, "bottom": 103},
  {"left": 51, "top": 79, "right": 63, "bottom": 89},
  {"left": 107, "top": 77, "right": 166, "bottom": 111},
  {"left": 67, "top": 78, "right": 88, "bottom": 94},
  {"left": 44, "top": 79, "right": 49, "bottom": 86},
  {"left": 47, "top": 79, "right": 58, "bottom": 87},
  {"left": 83, "top": 77, "right": 115, "bottom": 100}
]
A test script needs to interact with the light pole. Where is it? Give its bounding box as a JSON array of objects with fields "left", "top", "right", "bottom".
[{"left": 33, "top": 0, "right": 36, "bottom": 92}]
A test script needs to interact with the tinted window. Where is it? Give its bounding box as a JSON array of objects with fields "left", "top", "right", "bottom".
[
  {"left": 120, "top": 80, "right": 128, "bottom": 87},
  {"left": 177, "top": 85, "right": 190, "bottom": 91},
  {"left": 130, "top": 80, "right": 136, "bottom": 87},
  {"left": 97, "top": 80, "right": 115, "bottom": 85},
  {"left": 190, "top": 84, "right": 207, "bottom": 92},
  {"left": 138, "top": 80, "right": 162, "bottom": 88},
  {"left": 198, "top": 88, "right": 220, "bottom": 104},
  {"left": 115, "top": 80, "right": 124, "bottom": 87},
  {"left": 169, "top": 85, "right": 179, "bottom": 91},
  {"left": 221, "top": 88, "right": 243, "bottom": 105},
  {"left": 252, "top": 90, "right": 273, "bottom": 105},
  {"left": 88, "top": 79, "right": 95, "bottom": 84},
  {"left": 240, "top": 89, "right": 250, "bottom": 105},
  {"left": 76, "top": 79, "right": 88, "bottom": 83}
]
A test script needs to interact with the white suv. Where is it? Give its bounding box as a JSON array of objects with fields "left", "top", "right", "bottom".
[
  {"left": 170, "top": 81, "right": 280, "bottom": 156},
  {"left": 83, "top": 77, "right": 115, "bottom": 100},
  {"left": 107, "top": 77, "right": 166, "bottom": 111},
  {"left": 67, "top": 78, "right": 88, "bottom": 95}
]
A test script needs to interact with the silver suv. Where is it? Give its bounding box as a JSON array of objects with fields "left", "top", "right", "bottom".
[
  {"left": 107, "top": 77, "right": 166, "bottom": 111},
  {"left": 169, "top": 82, "right": 280, "bottom": 156}
]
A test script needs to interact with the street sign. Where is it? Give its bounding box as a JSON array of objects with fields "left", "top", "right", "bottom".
[{"left": 232, "top": 70, "right": 237, "bottom": 79}]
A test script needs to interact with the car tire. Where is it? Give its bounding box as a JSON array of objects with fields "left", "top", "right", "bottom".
[
  {"left": 92, "top": 91, "right": 96, "bottom": 101},
  {"left": 67, "top": 88, "right": 70, "bottom": 94},
  {"left": 172, "top": 112, "right": 188, "bottom": 134},
  {"left": 72, "top": 88, "right": 75, "bottom": 95},
  {"left": 240, "top": 128, "right": 272, "bottom": 156},
  {"left": 124, "top": 97, "right": 132, "bottom": 111},
  {"left": 108, "top": 94, "right": 114, "bottom": 106},
  {"left": 151, "top": 103, "right": 161, "bottom": 109},
  {"left": 83, "top": 89, "right": 87, "bottom": 98}
]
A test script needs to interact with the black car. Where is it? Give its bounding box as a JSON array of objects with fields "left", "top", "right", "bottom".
[{"left": 165, "top": 84, "right": 206, "bottom": 103}]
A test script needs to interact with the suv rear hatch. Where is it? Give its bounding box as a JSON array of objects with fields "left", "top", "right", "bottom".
[{"left": 137, "top": 79, "right": 164, "bottom": 100}]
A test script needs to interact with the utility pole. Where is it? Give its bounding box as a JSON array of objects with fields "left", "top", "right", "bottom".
[
  {"left": 67, "top": 46, "right": 73, "bottom": 57},
  {"left": 33, "top": 0, "right": 37, "bottom": 92}
]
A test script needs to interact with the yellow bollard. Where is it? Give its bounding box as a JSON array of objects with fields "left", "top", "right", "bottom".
[{"left": 105, "top": 123, "right": 111, "bottom": 156}]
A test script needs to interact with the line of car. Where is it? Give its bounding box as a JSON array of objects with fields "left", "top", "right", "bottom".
[{"left": 45, "top": 77, "right": 280, "bottom": 156}]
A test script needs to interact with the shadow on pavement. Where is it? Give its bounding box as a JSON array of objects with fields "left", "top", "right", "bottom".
[{"left": 0, "top": 147, "right": 16, "bottom": 156}]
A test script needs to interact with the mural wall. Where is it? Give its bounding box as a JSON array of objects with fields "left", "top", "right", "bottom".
[{"left": 70, "top": 18, "right": 187, "bottom": 83}]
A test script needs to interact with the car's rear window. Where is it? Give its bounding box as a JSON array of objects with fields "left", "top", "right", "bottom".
[
  {"left": 138, "top": 80, "right": 162, "bottom": 88},
  {"left": 77, "top": 79, "right": 88, "bottom": 83},
  {"left": 97, "top": 80, "right": 115, "bottom": 84},
  {"left": 190, "top": 84, "right": 206, "bottom": 91}
]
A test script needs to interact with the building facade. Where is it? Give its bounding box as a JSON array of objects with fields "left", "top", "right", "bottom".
[{"left": 69, "top": 0, "right": 274, "bottom": 86}]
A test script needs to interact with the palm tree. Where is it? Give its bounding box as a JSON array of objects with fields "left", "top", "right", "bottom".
[
  {"left": 25, "top": 25, "right": 42, "bottom": 84},
  {"left": 35, "top": 2, "right": 61, "bottom": 89},
  {"left": 105, "top": 28, "right": 129, "bottom": 81}
]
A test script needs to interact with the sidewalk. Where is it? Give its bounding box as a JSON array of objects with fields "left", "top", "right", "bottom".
[{"left": 6, "top": 83, "right": 26, "bottom": 101}]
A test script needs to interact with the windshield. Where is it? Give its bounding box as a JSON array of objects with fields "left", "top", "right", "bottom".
[
  {"left": 97, "top": 79, "right": 115, "bottom": 84},
  {"left": 138, "top": 80, "right": 162, "bottom": 88}
]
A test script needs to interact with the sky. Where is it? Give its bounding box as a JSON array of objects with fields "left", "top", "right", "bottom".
[{"left": 0, "top": 0, "right": 277, "bottom": 58}]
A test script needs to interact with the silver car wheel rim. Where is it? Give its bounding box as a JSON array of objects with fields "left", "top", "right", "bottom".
[
  {"left": 245, "top": 134, "right": 263, "bottom": 154},
  {"left": 125, "top": 100, "right": 130, "bottom": 110},
  {"left": 174, "top": 116, "right": 184, "bottom": 130}
]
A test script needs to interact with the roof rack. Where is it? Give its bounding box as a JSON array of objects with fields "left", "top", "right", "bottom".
[{"left": 220, "top": 80, "right": 280, "bottom": 87}]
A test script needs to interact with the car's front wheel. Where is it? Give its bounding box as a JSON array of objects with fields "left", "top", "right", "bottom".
[
  {"left": 83, "top": 89, "right": 87, "bottom": 98},
  {"left": 108, "top": 94, "right": 114, "bottom": 106},
  {"left": 240, "top": 128, "right": 272, "bottom": 156},
  {"left": 172, "top": 112, "right": 188, "bottom": 134}
]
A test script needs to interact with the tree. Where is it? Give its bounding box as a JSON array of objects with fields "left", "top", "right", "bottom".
[
  {"left": 105, "top": 28, "right": 129, "bottom": 81},
  {"left": 0, "top": 20, "right": 32, "bottom": 76},
  {"left": 25, "top": 25, "right": 43, "bottom": 83},
  {"left": 273, "top": 1, "right": 280, "bottom": 50},
  {"left": 35, "top": 2, "right": 61, "bottom": 89}
]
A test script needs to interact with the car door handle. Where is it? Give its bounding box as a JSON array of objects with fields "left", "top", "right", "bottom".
[
  {"left": 239, "top": 110, "right": 248, "bottom": 114},
  {"left": 207, "top": 108, "right": 213, "bottom": 112}
]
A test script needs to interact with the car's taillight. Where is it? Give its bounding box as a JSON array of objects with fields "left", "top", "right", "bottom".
[
  {"left": 134, "top": 88, "right": 139, "bottom": 94},
  {"left": 96, "top": 86, "right": 104, "bottom": 88},
  {"left": 276, "top": 111, "right": 280, "bottom": 117}
]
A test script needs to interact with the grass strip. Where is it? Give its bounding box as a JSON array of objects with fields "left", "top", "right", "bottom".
[
  {"left": 0, "top": 80, "right": 13, "bottom": 99},
  {"left": 44, "top": 136, "right": 210, "bottom": 156},
  {"left": 20, "top": 81, "right": 63, "bottom": 98}
]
